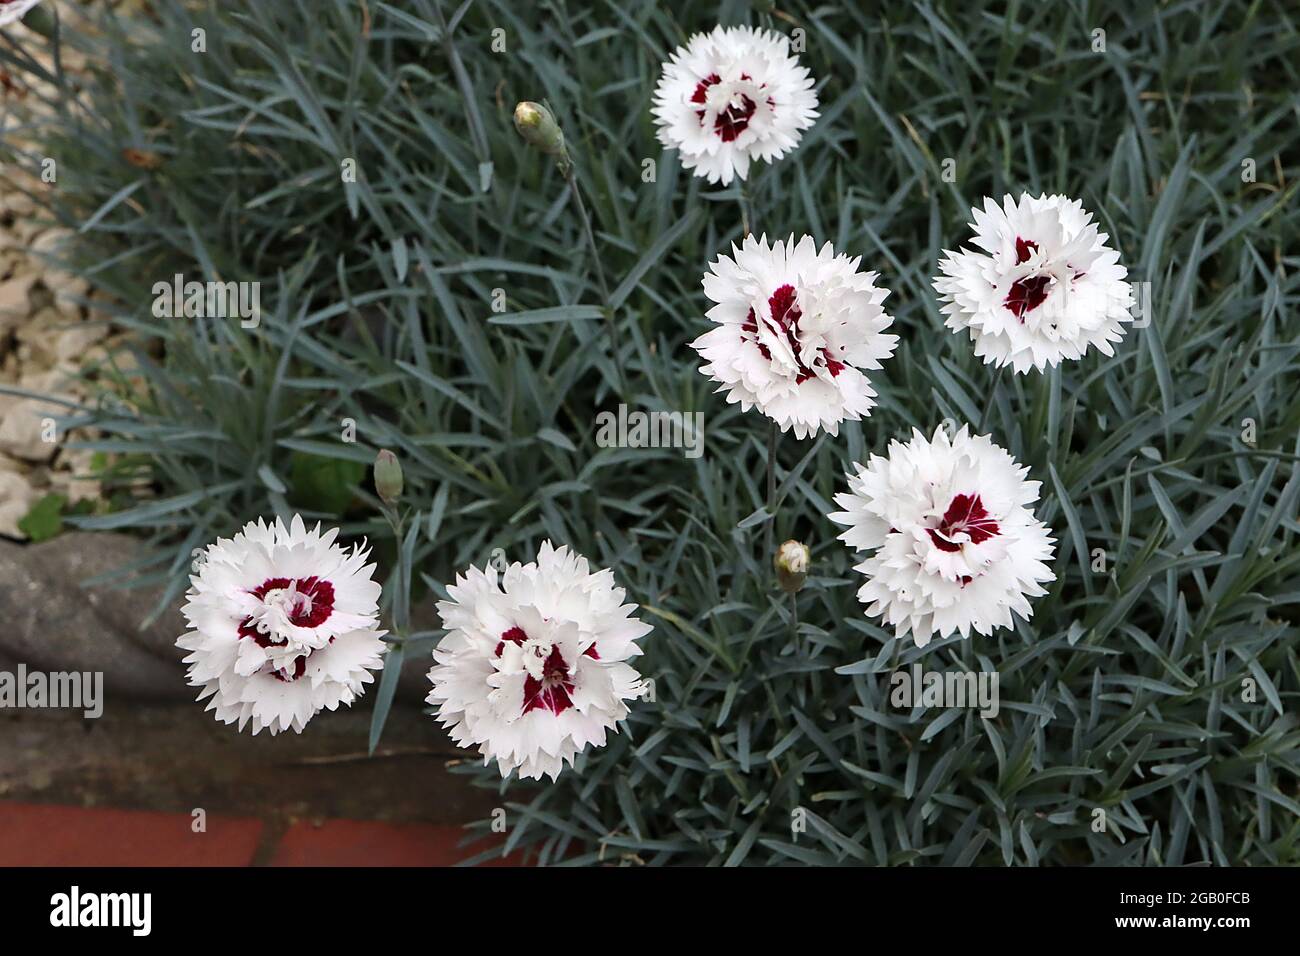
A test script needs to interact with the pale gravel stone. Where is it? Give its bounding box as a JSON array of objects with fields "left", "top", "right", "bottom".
[
  {"left": 0, "top": 469, "right": 38, "bottom": 539},
  {"left": 0, "top": 273, "right": 38, "bottom": 335},
  {"left": 0, "top": 395, "right": 64, "bottom": 462},
  {"left": 0, "top": 32, "right": 116, "bottom": 532}
]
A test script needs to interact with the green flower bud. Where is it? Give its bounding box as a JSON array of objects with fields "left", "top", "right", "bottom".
[
  {"left": 373, "top": 449, "right": 403, "bottom": 506},
  {"left": 513, "top": 101, "right": 568, "bottom": 161},
  {"left": 15, "top": 2, "right": 56, "bottom": 39},
  {"left": 774, "top": 540, "right": 810, "bottom": 594}
]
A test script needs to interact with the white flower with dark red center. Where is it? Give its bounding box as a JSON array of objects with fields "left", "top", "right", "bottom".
[
  {"left": 651, "top": 25, "right": 818, "bottom": 185},
  {"left": 934, "top": 194, "right": 1134, "bottom": 373},
  {"left": 691, "top": 233, "right": 898, "bottom": 439},
  {"left": 0, "top": 0, "right": 42, "bottom": 27},
  {"left": 177, "top": 515, "right": 386, "bottom": 735},
  {"left": 426, "top": 541, "right": 651, "bottom": 782},
  {"left": 830, "top": 425, "right": 1056, "bottom": 647}
]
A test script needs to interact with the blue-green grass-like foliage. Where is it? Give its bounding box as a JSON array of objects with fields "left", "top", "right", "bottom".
[{"left": 1, "top": 0, "right": 1298, "bottom": 865}]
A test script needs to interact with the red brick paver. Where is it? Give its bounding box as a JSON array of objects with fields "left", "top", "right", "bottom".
[
  {"left": 0, "top": 803, "right": 263, "bottom": 866},
  {"left": 0, "top": 802, "right": 523, "bottom": 866},
  {"left": 269, "top": 818, "right": 521, "bottom": 866}
]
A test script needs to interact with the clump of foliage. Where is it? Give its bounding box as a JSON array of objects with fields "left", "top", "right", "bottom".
[{"left": 2, "top": 0, "right": 1298, "bottom": 865}]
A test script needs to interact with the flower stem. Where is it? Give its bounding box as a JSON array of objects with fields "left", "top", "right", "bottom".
[
  {"left": 978, "top": 365, "right": 1006, "bottom": 432},
  {"left": 765, "top": 418, "right": 778, "bottom": 566},
  {"left": 564, "top": 164, "right": 623, "bottom": 391},
  {"left": 742, "top": 178, "right": 774, "bottom": 575},
  {"left": 378, "top": 504, "right": 410, "bottom": 635},
  {"left": 738, "top": 179, "right": 752, "bottom": 237},
  {"left": 564, "top": 166, "right": 610, "bottom": 300}
]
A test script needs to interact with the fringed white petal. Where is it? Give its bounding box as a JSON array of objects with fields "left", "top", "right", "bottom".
[
  {"left": 427, "top": 541, "right": 652, "bottom": 781},
  {"left": 934, "top": 194, "right": 1134, "bottom": 373},
  {"left": 651, "top": 25, "right": 819, "bottom": 185},
  {"left": 830, "top": 426, "right": 1056, "bottom": 646},
  {"left": 691, "top": 233, "right": 898, "bottom": 438},
  {"left": 0, "top": 0, "right": 44, "bottom": 28},
  {"left": 177, "top": 515, "right": 386, "bottom": 735}
]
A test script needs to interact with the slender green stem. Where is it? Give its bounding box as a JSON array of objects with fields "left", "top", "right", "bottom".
[
  {"left": 564, "top": 164, "right": 623, "bottom": 391},
  {"left": 564, "top": 166, "right": 610, "bottom": 301},
  {"left": 379, "top": 503, "right": 408, "bottom": 638},
  {"left": 765, "top": 418, "right": 778, "bottom": 564},
  {"left": 744, "top": 181, "right": 775, "bottom": 578},
  {"left": 978, "top": 365, "right": 1006, "bottom": 432}
]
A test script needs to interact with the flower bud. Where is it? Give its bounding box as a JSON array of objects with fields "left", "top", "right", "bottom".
[
  {"left": 373, "top": 449, "right": 403, "bottom": 506},
  {"left": 513, "top": 101, "right": 568, "bottom": 160},
  {"left": 11, "top": 2, "right": 54, "bottom": 38},
  {"left": 774, "top": 540, "right": 810, "bottom": 593}
]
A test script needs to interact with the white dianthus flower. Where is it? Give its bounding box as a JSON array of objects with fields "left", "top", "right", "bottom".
[
  {"left": 934, "top": 193, "right": 1133, "bottom": 373},
  {"left": 692, "top": 233, "right": 897, "bottom": 439},
  {"left": 177, "top": 515, "right": 386, "bottom": 735},
  {"left": 651, "top": 25, "right": 818, "bottom": 185},
  {"left": 830, "top": 426, "right": 1056, "bottom": 646},
  {"left": 427, "top": 541, "right": 651, "bottom": 781}
]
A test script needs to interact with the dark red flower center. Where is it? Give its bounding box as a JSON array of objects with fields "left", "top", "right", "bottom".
[
  {"left": 522, "top": 646, "right": 575, "bottom": 715},
  {"left": 1005, "top": 276, "right": 1051, "bottom": 321},
  {"left": 691, "top": 73, "right": 758, "bottom": 142},
  {"left": 236, "top": 576, "right": 336, "bottom": 682},
  {"left": 1014, "top": 237, "right": 1038, "bottom": 264},
  {"left": 495, "top": 626, "right": 598, "bottom": 716},
  {"left": 494, "top": 625, "right": 527, "bottom": 657},
  {"left": 1004, "top": 237, "right": 1054, "bottom": 321},
  {"left": 926, "top": 494, "right": 1000, "bottom": 553},
  {"left": 740, "top": 284, "right": 846, "bottom": 384}
]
